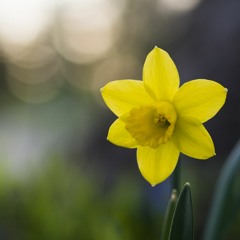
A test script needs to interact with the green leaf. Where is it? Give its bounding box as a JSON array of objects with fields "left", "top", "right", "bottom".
[
  {"left": 203, "top": 140, "right": 240, "bottom": 240},
  {"left": 161, "top": 189, "right": 178, "bottom": 240},
  {"left": 168, "top": 183, "right": 194, "bottom": 240}
]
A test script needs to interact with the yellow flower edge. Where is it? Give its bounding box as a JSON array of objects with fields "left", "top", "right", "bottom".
[{"left": 101, "top": 46, "right": 227, "bottom": 186}]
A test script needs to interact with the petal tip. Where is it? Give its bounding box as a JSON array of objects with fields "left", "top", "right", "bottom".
[
  {"left": 211, "top": 149, "right": 216, "bottom": 157},
  {"left": 106, "top": 135, "right": 111, "bottom": 142},
  {"left": 204, "top": 151, "right": 216, "bottom": 159},
  {"left": 206, "top": 150, "right": 216, "bottom": 159},
  {"left": 224, "top": 88, "right": 228, "bottom": 93}
]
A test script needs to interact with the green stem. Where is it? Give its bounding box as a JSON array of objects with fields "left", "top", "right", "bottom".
[
  {"left": 161, "top": 189, "right": 178, "bottom": 240},
  {"left": 172, "top": 156, "right": 181, "bottom": 192}
]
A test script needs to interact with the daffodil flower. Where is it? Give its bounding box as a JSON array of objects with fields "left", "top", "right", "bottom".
[{"left": 101, "top": 47, "right": 227, "bottom": 186}]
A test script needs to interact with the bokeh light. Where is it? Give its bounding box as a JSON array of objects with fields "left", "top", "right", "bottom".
[
  {"left": 53, "top": 0, "right": 126, "bottom": 64},
  {"left": 158, "top": 0, "right": 202, "bottom": 13}
]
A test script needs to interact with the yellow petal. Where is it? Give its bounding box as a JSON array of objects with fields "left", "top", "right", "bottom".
[
  {"left": 143, "top": 47, "right": 180, "bottom": 101},
  {"left": 107, "top": 118, "right": 138, "bottom": 148},
  {"left": 101, "top": 80, "right": 154, "bottom": 117},
  {"left": 137, "top": 141, "right": 180, "bottom": 186},
  {"left": 174, "top": 79, "right": 227, "bottom": 123},
  {"left": 172, "top": 116, "right": 215, "bottom": 159}
]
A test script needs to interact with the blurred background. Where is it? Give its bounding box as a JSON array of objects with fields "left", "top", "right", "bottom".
[{"left": 0, "top": 0, "right": 239, "bottom": 239}]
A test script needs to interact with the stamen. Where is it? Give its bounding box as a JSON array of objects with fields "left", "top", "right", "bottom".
[{"left": 154, "top": 113, "right": 168, "bottom": 126}]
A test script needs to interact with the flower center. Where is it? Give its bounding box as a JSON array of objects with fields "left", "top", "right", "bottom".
[
  {"left": 154, "top": 113, "right": 169, "bottom": 126},
  {"left": 123, "top": 101, "right": 177, "bottom": 148}
]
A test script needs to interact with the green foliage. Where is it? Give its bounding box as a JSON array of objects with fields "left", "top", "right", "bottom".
[
  {"left": 161, "top": 189, "right": 178, "bottom": 240},
  {"left": 168, "top": 183, "right": 193, "bottom": 240},
  {"left": 0, "top": 158, "right": 162, "bottom": 240},
  {"left": 203, "top": 140, "right": 240, "bottom": 240}
]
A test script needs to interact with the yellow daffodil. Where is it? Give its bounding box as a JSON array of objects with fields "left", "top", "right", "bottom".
[{"left": 101, "top": 47, "right": 227, "bottom": 186}]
